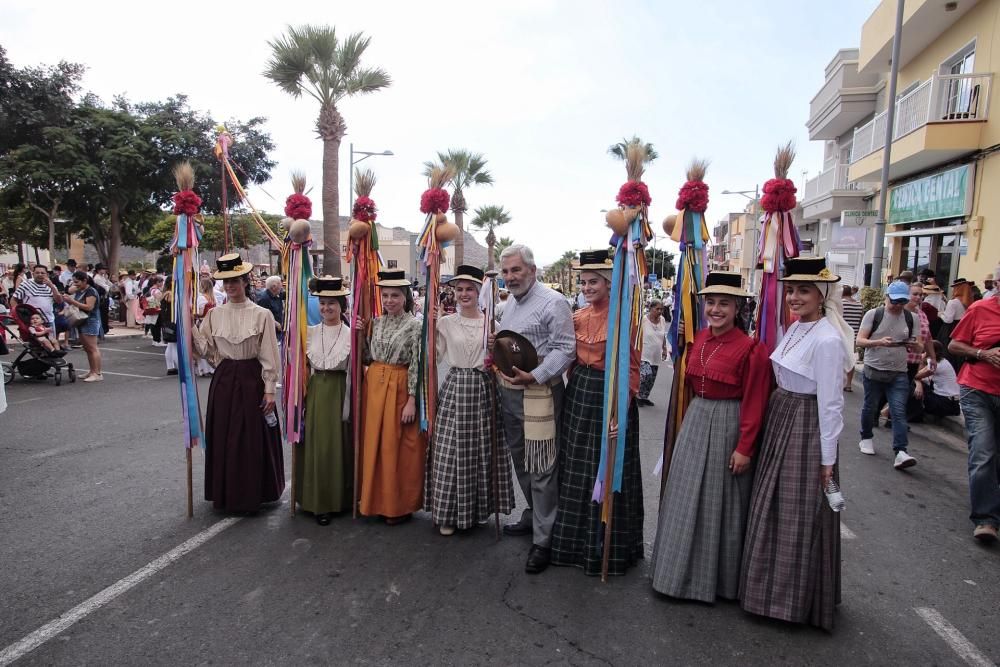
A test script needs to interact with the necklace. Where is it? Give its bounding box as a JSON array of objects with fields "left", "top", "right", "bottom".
[
  {"left": 320, "top": 322, "right": 344, "bottom": 364},
  {"left": 698, "top": 338, "right": 726, "bottom": 397},
  {"left": 781, "top": 320, "right": 820, "bottom": 358}
]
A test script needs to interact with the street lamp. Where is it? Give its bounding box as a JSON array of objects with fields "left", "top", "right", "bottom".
[
  {"left": 348, "top": 143, "right": 394, "bottom": 213},
  {"left": 721, "top": 186, "right": 760, "bottom": 289}
]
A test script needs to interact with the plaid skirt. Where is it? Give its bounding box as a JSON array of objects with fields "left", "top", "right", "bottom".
[
  {"left": 651, "top": 397, "right": 753, "bottom": 601},
  {"left": 740, "top": 388, "right": 841, "bottom": 631},
  {"left": 550, "top": 366, "right": 644, "bottom": 576},
  {"left": 426, "top": 367, "right": 515, "bottom": 528}
]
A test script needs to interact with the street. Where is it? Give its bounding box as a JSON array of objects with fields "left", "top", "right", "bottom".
[{"left": 1, "top": 335, "right": 998, "bottom": 666}]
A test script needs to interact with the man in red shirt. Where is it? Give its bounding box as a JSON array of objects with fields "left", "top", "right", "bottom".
[{"left": 949, "top": 291, "right": 1000, "bottom": 543}]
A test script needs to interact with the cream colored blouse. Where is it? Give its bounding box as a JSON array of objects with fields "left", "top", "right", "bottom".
[
  {"left": 307, "top": 322, "right": 350, "bottom": 372},
  {"left": 437, "top": 313, "right": 486, "bottom": 369},
  {"left": 193, "top": 300, "right": 280, "bottom": 393}
]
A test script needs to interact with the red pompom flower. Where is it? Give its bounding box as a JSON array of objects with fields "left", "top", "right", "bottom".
[
  {"left": 675, "top": 180, "right": 709, "bottom": 213},
  {"left": 616, "top": 181, "right": 652, "bottom": 208},
  {"left": 761, "top": 178, "right": 797, "bottom": 213},
  {"left": 284, "top": 193, "right": 313, "bottom": 220},
  {"left": 353, "top": 196, "right": 377, "bottom": 223},
  {"left": 420, "top": 187, "right": 450, "bottom": 215},
  {"left": 172, "top": 190, "right": 202, "bottom": 216}
]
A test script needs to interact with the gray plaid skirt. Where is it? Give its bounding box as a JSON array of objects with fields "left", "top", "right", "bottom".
[
  {"left": 740, "top": 388, "right": 841, "bottom": 630},
  {"left": 651, "top": 397, "right": 753, "bottom": 601},
  {"left": 550, "top": 366, "right": 644, "bottom": 576},
  {"left": 426, "top": 367, "right": 515, "bottom": 529}
]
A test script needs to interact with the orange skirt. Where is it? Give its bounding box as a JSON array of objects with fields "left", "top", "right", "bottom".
[{"left": 359, "top": 361, "right": 427, "bottom": 517}]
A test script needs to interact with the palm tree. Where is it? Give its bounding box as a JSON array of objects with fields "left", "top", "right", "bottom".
[
  {"left": 494, "top": 236, "right": 514, "bottom": 266},
  {"left": 264, "top": 25, "right": 391, "bottom": 274},
  {"left": 607, "top": 135, "right": 659, "bottom": 163},
  {"left": 469, "top": 205, "right": 511, "bottom": 271},
  {"left": 423, "top": 149, "right": 493, "bottom": 266},
  {"left": 560, "top": 250, "right": 576, "bottom": 294}
]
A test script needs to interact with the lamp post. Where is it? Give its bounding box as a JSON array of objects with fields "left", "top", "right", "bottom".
[
  {"left": 348, "top": 143, "right": 394, "bottom": 214},
  {"left": 721, "top": 186, "right": 759, "bottom": 289}
]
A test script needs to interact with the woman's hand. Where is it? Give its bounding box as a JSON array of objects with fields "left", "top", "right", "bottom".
[
  {"left": 261, "top": 392, "right": 275, "bottom": 414},
  {"left": 820, "top": 464, "right": 834, "bottom": 489},
  {"left": 401, "top": 395, "right": 416, "bottom": 424},
  {"left": 729, "top": 451, "right": 751, "bottom": 475}
]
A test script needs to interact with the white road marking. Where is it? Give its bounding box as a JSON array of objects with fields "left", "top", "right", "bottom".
[
  {"left": 98, "top": 371, "right": 163, "bottom": 380},
  {"left": 5, "top": 397, "right": 44, "bottom": 406},
  {"left": 96, "top": 348, "right": 166, "bottom": 356},
  {"left": 0, "top": 517, "right": 241, "bottom": 666},
  {"left": 840, "top": 524, "right": 857, "bottom": 540},
  {"left": 914, "top": 607, "right": 995, "bottom": 667}
]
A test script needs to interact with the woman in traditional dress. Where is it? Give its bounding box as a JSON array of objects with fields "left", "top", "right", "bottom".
[
  {"left": 740, "top": 257, "right": 856, "bottom": 631},
  {"left": 297, "top": 275, "right": 352, "bottom": 525},
  {"left": 427, "top": 265, "right": 515, "bottom": 536},
  {"left": 193, "top": 253, "right": 284, "bottom": 513},
  {"left": 358, "top": 269, "right": 425, "bottom": 525},
  {"left": 637, "top": 299, "right": 669, "bottom": 406},
  {"left": 550, "top": 249, "right": 643, "bottom": 576},
  {"left": 650, "top": 271, "right": 771, "bottom": 602}
]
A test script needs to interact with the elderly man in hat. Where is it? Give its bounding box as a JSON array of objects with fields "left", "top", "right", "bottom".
[{"left": 493, "top": 244, "right": 575, "bottom": 574}]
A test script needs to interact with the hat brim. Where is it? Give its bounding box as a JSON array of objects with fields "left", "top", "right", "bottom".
[
  {"left": 574, "top": 263, "right": 614, "bottom": 272},
  {"left": 779, "top": 273, "right": 840, "bottom": 283},
  {"left": 698, "top": 285, "right": 751, "bottom": 298},
  {"left": 312, "top": 289, "right": 351, "bottom": 298},
  {"left": 212, "top": 263, "right": 254, "bottom": 280},
  {"left": 376, "top": 279, "right": 411, "bottom": 288},
  {"left": 447, "top": 274, "right": 483, "bottom": 285}
]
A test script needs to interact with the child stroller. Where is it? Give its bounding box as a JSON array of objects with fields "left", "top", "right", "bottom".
[{"left": 7, "top": 303, "right": 76, "bottom": 386}]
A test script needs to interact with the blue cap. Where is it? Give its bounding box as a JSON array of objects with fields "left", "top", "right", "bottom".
[{"left": 887, "top": 281, "right": 910, "bottom": 301}]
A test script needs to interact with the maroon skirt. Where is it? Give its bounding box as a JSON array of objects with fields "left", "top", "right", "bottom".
[{"left": 204, "top": 358, "right": 285, "bottom": 512}]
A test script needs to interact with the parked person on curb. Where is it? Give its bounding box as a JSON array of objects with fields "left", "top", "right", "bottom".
[
  {"left": 856, "top": 280, "right": 921, "bottom": 469},
  {"left": 493, "top": 244, "right": 575, "bottom": 575},
  {"left": 297, "top": 276, "right": 352, "bottom": 525},
  {"left": 913, "top": 341, "right": 961, "bottom": 420},
  {"left": 141, "top": 276, "right": 165, "bottom": 346},
  {"left": 740, "top": 257, "right": 855, "bottom": 631},
  {"left": 948, "top": 287, "right": 1000, "bottom": 543},
  {"left": 122, "top": 270, "right": 139, "bottom": 328},
  {"left": 550, "top": 249, "right": 644, "bottom": 577},
  {"left": 651, "top": 271, "right": 771, "bottom": 602},
  {"left": 93, "top": 264, "right": 113, "bottom": 334},
  {"left": 357, "top": 269, "right": 425, "bottom": 525},
  {"left": 840, "top": 284, "right": 863, "bottom": 391},
  {"left": 638, "top": 299, "right": 669, "bottom": 406},
  {"left": 425, "top": 266, "right": 515, "bottom": 537},
  {"left": 256, "top": 275, "right": 285, "bottom": 341},
  {"left": 160, "top": 276, "right": 178, "bottom": 376},
  {"left": 192, "top": 253, "right": 284, "bottom": 513},
  {"left": 62, "top": 271, "right": 103, "bottom": 382}
]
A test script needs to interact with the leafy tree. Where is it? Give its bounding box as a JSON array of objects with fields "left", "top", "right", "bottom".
[
  {"left": 139, "top": 211, "right": 283, "bottom": 254},
  {"left": 645, "top": 247, "right": 676, "bottom": 281},
  {"left": 264, "top": 25, "right": 391, "bottom": 274},
  {"left": 469, "top": 204, "right": 511, "bottom": 270},
  {"left": 607, "top": 135, "right": 659, "bottom": 162},
  {"left": 0, "top": 205, "right": 47, "bottom": 256},
  {"left": 494, "top": 236, "right": 514, "bottom": 265},
  {"left": 422, "top": 149, "right": 493, "bottom": 267}
]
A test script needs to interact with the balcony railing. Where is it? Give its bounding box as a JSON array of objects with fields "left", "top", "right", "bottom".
[
  {"left": 803, "top": 163, "right": 876, "bottom": 201},
  {"left": 850, "top": 72, "right": 992, "bottom": 163}
]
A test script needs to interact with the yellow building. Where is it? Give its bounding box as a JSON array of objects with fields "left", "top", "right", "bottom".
[{"left": 848, "top": 0, "right": 1000, "bottom": 285}]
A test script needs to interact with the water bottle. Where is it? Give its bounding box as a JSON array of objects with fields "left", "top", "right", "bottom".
[
  {"left": 264, "top": 410, "right": 278, "bottom": 428},
  {"left": 825, "top": 479, "right": 845, "bottom": 512}
]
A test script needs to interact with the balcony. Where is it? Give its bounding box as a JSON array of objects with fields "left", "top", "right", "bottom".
[
  {"left": 807, "top": 49, "right": 880, "bottom": 140},
  {"left": 849, "top": 72, "right": 991, "bottom": 181},
  {"left": 801, "top": 164, "right": 877, "bottom": 221},
  {"left": 858, "top": 0, "right": 980, "bottom": 75}
]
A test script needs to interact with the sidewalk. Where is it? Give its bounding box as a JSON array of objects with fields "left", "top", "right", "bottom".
[{"left": 103, "top": 326, "right": 145, "bottom": 339}]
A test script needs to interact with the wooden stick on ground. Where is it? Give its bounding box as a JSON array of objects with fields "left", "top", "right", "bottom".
[
  {"left": 290, "top": 442, "right": 297, "bottom": 517},
  {"left": 186, "top": 448, "right": 193, "bottom": 518},
  {"left": 600, "top": 419, "right": 618, "bottom": 583}
]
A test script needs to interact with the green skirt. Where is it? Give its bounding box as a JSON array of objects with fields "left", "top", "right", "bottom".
[{"left": 296, "top": 370, "right": 352, "bottom": 514}]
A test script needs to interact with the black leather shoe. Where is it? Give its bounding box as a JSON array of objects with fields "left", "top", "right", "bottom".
[
  {"left": 316, "top": 513, "right": 332, "bottom": 526},
  {"left": 525, "top": 545, "right": 551, "bottom": 574},
  {"left": 502, "top": 517, "right": 532, "bottom": 537}
]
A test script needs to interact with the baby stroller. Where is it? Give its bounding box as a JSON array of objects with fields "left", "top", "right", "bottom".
[{"left": 8, "top": 303, "right": 76, "bottom": 386}]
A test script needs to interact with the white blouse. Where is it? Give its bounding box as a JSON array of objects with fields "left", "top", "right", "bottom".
[
  {"left": 193, "top": 300, "right": 280, "bottom": 394},
  {"left": 306, "top": 322, "right": 350, "bottom": 372},
  {"left": 436, "top": 313, "right": 486, "bottom": 369},
  {"left": 641, "top": 315, "right": 668, "bottom": 365},
  {"left": 770, "top": 318, "right": 846, "bottom": 466},
  {"left": 941, "top": 298, "right": 966, "bottom": 324}
]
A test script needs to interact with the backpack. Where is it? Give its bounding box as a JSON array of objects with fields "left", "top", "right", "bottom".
[{"left": 870, "top": 306, "right": 914, "bottom": 339}]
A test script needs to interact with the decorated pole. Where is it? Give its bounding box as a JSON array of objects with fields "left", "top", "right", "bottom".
[
  {"left": 480, "top": 269, "right": 502, "bottom": 541},
  {"left": 660, "top": 160, "right": 711, "bottom": 494},
  {"left": 753, "top": 143, "right": 801, "bottom": 354},
  {"left": 169, "top": 162, "right": 205, "bottom": 518},
  {"left": 346, "top": 168, "right": 383, "bottom": 518},
  {"left": 280, "top": 173, "right": 315, "bottom": 516},
  {"left": 597, "top": 144, "right": 654, "bottom": 581},
  {"left": 213, "top": 126, "right": 284, "bottom": 252}
]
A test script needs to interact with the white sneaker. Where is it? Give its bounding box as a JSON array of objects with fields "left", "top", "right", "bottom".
[
  {"left": 152, "top": 342, "right": 167, "bottom": 347},
  {"left": 894, "top": 451, "right": 917, "bottom": 470},
  {"left": 859, "top": 439, "right": 875, "bottom": 455},
  {"left": 82, "top": 373, "right": 104, "bottom": 383}
]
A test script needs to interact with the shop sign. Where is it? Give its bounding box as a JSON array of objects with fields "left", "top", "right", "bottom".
[
  {"left": 842, "top": 209, "right": 877, "bottom": 226},
  {"left": 889, "top": 164, "right": 972, "bottom": 225},
  {"left": 831, "top": 225, "right": 868, "bottom": 251}
]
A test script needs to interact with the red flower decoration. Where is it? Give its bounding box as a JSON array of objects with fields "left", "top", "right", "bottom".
[
  {"left": 284, "top": 193, "right": 312, "bottom": 220},
  {"left": 761, "top": 178, "right": 797, "bottom": 213},
  {"left": 616, "top": 181, "right": 652, "bottom": 208},
  {"left": 675, "top": 180, "right": 709, "bottom": 213},
  {"left": 420, "top": 187, "right": 450, "bottom": 215},
  {"left": 172, "top": 190, "right": 202, "bottom": 216},
  {"left": 353, "top": 196, "right": 377, "bottom": 223}
]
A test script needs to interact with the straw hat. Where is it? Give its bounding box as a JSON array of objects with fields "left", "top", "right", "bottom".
[
  {"left": 447, "top": 265, "right": 484, "bottom": 285},
  {"left": 212, "top": 253, "right": 254, "bottom": 279},
  {"left": 699, "top": 271, "right": 751, "bottom": 297},
  {"left": 922, "top": 284, "right": 943, "bottom": 294},
  {"left": 309, "top": 275, "right": 350, "bottom": 297},
  {"left": 779, "top": 256, "right": 840, "bottom": 283},
  {"left": 375, "top": 269, "right": 411, "bottom": 287}
]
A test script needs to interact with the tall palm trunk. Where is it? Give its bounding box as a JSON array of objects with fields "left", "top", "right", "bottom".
[
  {"left": 486, "top": 229, "right": 496, "bottom": 271},
  {"left": 319, "top": 102, "right": 347, "bottom": 275},
  {"left": 451, "top": 187, "right": 466, "bottom": 267}
]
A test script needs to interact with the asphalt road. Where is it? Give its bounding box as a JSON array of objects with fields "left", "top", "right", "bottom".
[{"left": 1, "top": 334, "right": 998, "bottom": 666}]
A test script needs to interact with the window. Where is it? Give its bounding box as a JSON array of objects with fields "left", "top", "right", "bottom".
[
  {"left": 386, "top": 259, "right": 398, "bottom": 269},
  {"left": 942, "top": 41, "right": 977, "bottom": 118}
]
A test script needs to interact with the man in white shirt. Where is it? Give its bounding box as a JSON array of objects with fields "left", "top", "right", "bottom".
[
  {"left": 11, "top": 264, "right": 63, "bottom": 324},
  {"left": 58, "top": 259, "right": 76, "bottom": 288}
]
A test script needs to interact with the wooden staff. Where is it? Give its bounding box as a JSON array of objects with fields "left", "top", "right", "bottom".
[
  {"left": 186, "top": 448, "right": 193, "bottom": 518},
  {"left": 600, "top": 417, "right": 619, "bottom": 583},
  {"left": 485, "top": 270, "right": 501, "bottom": 541},
  {"left": 290, "top": 442, "right": 297, "bottom": 516}
]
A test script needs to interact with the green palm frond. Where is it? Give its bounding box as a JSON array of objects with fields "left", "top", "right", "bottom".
[{"left": 470, "top": 204, "right": 511, "bottom": 232}]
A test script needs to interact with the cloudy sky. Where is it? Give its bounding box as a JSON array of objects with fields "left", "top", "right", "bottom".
[{"left": 3, "top": 0, "right": 878, "bottom": 266}]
